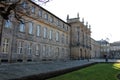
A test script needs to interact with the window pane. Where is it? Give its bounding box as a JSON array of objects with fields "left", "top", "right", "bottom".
[
  {"left": 5, "top": 20, "right": 11, "bottom": 28},
  {"left": 31, "top": 6, "right": 35, "bottom": 13},
  {"left": 29, "top": 22, "right": 33, "bottom": 34},
  {"left": 21, "top": 1, "right": 27, "bottom": 8},
  {"left": 56, "top": 32, "right": 59, "bottom": 41},
  {"left": 44, "top": 13, "right": 48, "bottom": 20},
  {"left": 19, "top": 23, "right": 25, "bottom": 32},
  {"left": 2, "top": 38, "right": 9, "bottom": 53},
  {"left": 18, "top": 41, "right": 23, "bottom": 54},
  {"left": 38, "top": 10, "right": 42, "bottom": 17},
  {"left": 49, "top": 30, "right": 52, "bottom": 39},
  {"left": 37, "top": 25, "right": 41, "bottom": 36},
  {"left": 44, "top": 27, "right": 47, "bottom": 38}
]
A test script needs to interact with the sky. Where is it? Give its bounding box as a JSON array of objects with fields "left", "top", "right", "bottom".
[{"left": 37, "top": 0, "right": 120, "bottom": 43}]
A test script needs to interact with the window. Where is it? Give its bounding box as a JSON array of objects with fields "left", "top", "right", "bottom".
[
  {"left": 43, "top": 27, "right": 47, "bottom": 38},
  {"left": 31, "top": 6, "right": 35, "bottom": 13},
  {"left": 28, "top": 22, "right": 33, "bottom": 34},
  {"left": 19, "top": 22, "right": 25, "bottom": 32},
  {"left": 50, "top": 16, "right": 54, "bottom": 23},
  {"left": 2, "top": 38, "right": 9, "bottom": 53},
  {"left": 61, "top": 34, "right": 64, "bottom": 43},
  {"left": 42, "top": 45, "right": 46, "bottom": 57},
  {"left": 38, "top": 10, "right": 42, "bottom": 17},
  {"left": 56, "top": 32, "right": 59, "bottom": 41},
  {"left": 5, "top": 20, "right": 11, "bottom": 28},
  {"left": 66, "top": 36, "right": 68, "bottom": 44},
  {"left": 36, "top": 25, "right": 41, "bottom": 36},
  {"left": 17, "top": 41, "right": 23, "bottom": 54},
  {"left": 44, "top": 13, "right": 48, "bottom": 20},
  {"left": 66, "top": 26, "right": 68, "bottom": 31},
  {"left": 48, "top": 46, "right": 52, "bottom": 57},
  {"left": 49, "top": 30, "right": 52, "bottom": 40},
  {"left": 21, "top": 1, "right": 27, "bottom": 8},
  {"left": 28, "top": 43, "right": 32, "bottom": 55},
  {"left": 35, "top": 44, "right": 39, "bottom": 56}
]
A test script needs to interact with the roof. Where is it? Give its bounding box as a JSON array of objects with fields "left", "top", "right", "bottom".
[{"left": 29, "top": 0, "right": 70, "bottom": 25}]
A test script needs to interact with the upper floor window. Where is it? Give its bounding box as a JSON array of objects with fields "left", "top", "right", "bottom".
[
  {"left": 44, "top": 13, "right": 48, "bottom": 20},
  {"left": 2, "top": 38, "right": 9, "bottom": 53},
  {"left": 28, "top": 22, "right": 33, "bottom": 34},
  {"left": 31, "top": 6, "right": 35, "bottom": 13},
  {"left": 38, "top": 10, "right": 42, "bottom": 17},
  {"left": 49, "top": 16, "right": 54, "bottom": 23},
  {"left": 5, "top": 20, "right": 11, "bottom": 28},
  {"left": 49, "top": 30, "right": 52, "bottom": 40},
  {"left": 62, "top": 34, "right": 64, "bottom": 43},
  {"left": 66, "top": 26, "right": 68, "bottom": 31},
  {"left": 56, "top": 31, "right": 59, "bottom": 41},
  {"left": 66, "top": 36, "right": 68, "bottom": 44},
  {"left": 43, "top": 27, "right": 47, "bottom": 38},
  {"left": 19, "top": 21, "right": 25, "bottom": 32},
  {"left": 57, "top": 20, "right": 60, "bottom": 26},
  {"left": 62, "top": 23, "right": 65, "bottom": 28},
  {"left": 21, "top": 1, "right": 27, "bottom": 8},
  {"left": 36, "top": 25, "right": 41, "bottom": 36}
]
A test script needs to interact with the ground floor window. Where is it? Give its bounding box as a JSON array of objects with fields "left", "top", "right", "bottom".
[
  {"left": 2, "top": 38, "right": 9, "bottom": 53},
  {"left": 17, "top": 41, "right": 23, "bottom": 54}
]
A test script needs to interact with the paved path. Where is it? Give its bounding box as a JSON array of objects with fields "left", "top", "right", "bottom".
[
  {"left": 0, "top": 59, "right": 120, "bottom": 80},
  {"left": 90, "top": 59, "right": 120, "bottom": 62},
  {"left": 0, "top": 60, "right": 94, "bottom": 80}
]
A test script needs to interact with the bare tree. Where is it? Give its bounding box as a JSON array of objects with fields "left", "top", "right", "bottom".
[{"left": 0, "top": 0, "right": 50, "bottom": 22}]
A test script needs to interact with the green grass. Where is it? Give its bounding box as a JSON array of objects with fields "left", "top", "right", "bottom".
[{"left": 47, "top": 63, "right": 120, "bottom": 80}]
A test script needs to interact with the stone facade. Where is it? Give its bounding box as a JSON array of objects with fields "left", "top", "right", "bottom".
[
  {"left": 110, "top": 41, "right": 120, "bottom": 59},
  {"left": 91, "top": 38, "right": 100, "bottom": 59},
  {"left": 0, "top": 0, "right": 91, "bottom": 62},
  {"left": 67, "top": 16, "right": 91, "bottom": 60}
]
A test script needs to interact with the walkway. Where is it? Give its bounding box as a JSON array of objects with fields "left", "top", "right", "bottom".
[
  {"left": 0, "top": 60, "right": 95, "bottom": 80},
  {"left": 0, "top": 59, "right": 120, "bottom": 80}
]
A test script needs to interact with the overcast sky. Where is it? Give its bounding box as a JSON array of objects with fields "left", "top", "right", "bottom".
[{"left": 38, "top": 0, "right": 120, "bottom": 43}]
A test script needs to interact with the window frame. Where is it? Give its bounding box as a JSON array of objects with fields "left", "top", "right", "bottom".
[
  {"left": 2, "top": 38, "right": 9, "bottom": 53},
  {"left": 28, "top": 22, "right": 33, "bottom": 35}
]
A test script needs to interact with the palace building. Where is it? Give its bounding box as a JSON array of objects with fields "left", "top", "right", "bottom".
[{"left": 0, "top": 0, "right": 91, "bottom": 62}]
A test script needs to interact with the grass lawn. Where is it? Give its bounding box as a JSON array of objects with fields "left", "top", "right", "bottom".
[{"left": 47, "top": 63, "right": 120, "bottom": 80}]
